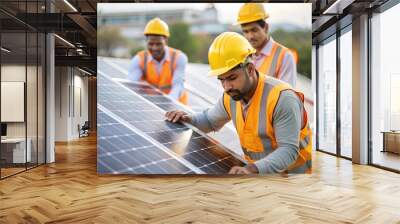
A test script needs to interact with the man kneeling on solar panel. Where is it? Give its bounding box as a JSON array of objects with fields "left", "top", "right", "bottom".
[
  {"left": 127, "top": 17, "right": 189, "bottom": 104},
  {"left": 165, "top": 32, "right": 312, "bottom": 174}
]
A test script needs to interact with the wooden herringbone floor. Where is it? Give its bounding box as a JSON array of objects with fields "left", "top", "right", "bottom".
[{"left": 1, "top": 135, "right": 400, "bottom": 224}]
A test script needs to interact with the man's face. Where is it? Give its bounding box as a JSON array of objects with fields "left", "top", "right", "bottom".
[
  {"left": 217, "top": 64, "right": 253, "bottom": 101},
  {"left": 241, "top": 22, "right": 268, "bottom": 49},
  {"left": 146, "top": 35, "right": 167, "bottom": 60}
]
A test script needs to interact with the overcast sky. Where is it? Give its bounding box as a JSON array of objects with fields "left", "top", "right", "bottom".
[{"left": 98, "top": 3, "right": 311, "bottom": 29}]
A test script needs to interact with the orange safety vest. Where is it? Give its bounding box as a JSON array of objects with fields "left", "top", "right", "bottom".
[
  {"left": 257, "top": 41, "right": 291, "bottom": 80},
  {"left": 138, "top": 47, "right": 188, "bottom": 104},
  {"left": 223, "top": 74, "right": 312, "bottom": 174}
]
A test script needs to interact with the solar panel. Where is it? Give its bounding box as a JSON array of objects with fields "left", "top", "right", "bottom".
[
  {"left": 98, "top": 58, "right": 127, "bottom": 79},
  {"left": 97, "top": 67, "right": 245, "bottom": 174},
  {"left": 118, "top": 78, "right": 244, "bottom": 155},
  {"left": 105, "top": 58, "right": 130, "bottom": 71},
  {"left": 98, "top": 57, "right": 243, "bottom": 155},
  {"left": 119, "top": 81, "right": 187, "bottom": 112},
  {"left": 115, "top": 81, "right": 243, "bottom": 170},
  {"left": 98, "top": 109, "right": 195, "bottom": 174}
]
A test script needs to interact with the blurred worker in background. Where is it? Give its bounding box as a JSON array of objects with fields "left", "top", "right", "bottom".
[
  {"left": 128, "top": 17, "right": 188, "bottom": 104},
  {"left": 236, "top": 3, "right": 297, "bottom": 87}
]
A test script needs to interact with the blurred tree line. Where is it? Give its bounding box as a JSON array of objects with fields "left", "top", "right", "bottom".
[
  {"left": 98, "top": 23, "right": 311, "bottom": 79},
  {"left": 271, "top": 29, "right": 311, "bottom": 79},
  {"left": 97, "top": 27, "right": 126, "bottom": 56}
]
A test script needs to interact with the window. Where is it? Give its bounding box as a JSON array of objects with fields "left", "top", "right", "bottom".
[
  {"left": 339, "top": 28, "right": 352, "bottom": 158},
  {"left": 317, "top": 36, "right": 337, "bottom": 154},
  {"left": 371, "top": 3, "right": 400, "bottom": 171}
]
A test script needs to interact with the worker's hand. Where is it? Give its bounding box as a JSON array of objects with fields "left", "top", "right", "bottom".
[
  {"left": 229, "top": 166, "right": 251, "bottom": 174},
  {"left": 229, "top": 164, "right": 258, "bottom": 174},
  {"left": 165, "top": 110, "right": 191, "bottom": 123}
]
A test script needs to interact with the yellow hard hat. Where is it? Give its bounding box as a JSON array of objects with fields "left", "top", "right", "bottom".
[
  {"left": 236, "top": 3, "right": 269, "bottom": 25},
  {"left": 208, "top": 32, "right": 256, "bottom": 76},
  {"left": 144, "top": 17, "right": 170, "bottom": 37}
]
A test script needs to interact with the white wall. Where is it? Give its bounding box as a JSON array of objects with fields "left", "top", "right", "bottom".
[
  {"left": 54, "top": 67, "right": 89, "bottom": 141},
  {"left": 1, "top": 65, "right": 26, "bottom": 81},
  {"left": 55, "top": 66, "right": 69, "bottom": 141},
  {"left": 71, "top": 73, "right": 89, "bottom": 138}
]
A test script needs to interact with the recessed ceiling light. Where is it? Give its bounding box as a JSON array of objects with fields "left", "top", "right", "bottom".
[
  {"left": 54, "top": 34, "right": 75, "bottom": 48},
  {"left": 78, "top": 67, "right": 92, "bottom": 76},
  {"left": 63, "top": 0, "right": 78, "bottom": 12},
  {"left": 1, "top": 47, "right": 11, "bottom": 53}
]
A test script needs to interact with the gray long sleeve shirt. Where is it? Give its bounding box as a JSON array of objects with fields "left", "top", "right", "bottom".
[{"left": 189, "top": 90, "right": 303, "bottom": 174}]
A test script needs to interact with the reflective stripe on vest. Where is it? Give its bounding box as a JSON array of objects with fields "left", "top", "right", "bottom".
[
  {"left": 143, "top": 51, "right": 148, "bottom": 80},
  {"left": 299, "top": 133, "right": 310, "bottom": 149},
  {"left": 267, "top": 46, "right": 282, "bottom": 77},
  {"left": 258, "top": 81, "right": 274, "bottom": 156},
  {"left": 258, "top": 42, "right": 288, "bottom": 78}
]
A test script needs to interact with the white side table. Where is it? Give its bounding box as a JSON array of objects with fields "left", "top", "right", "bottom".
[{"left": 1, "top": 138, "right": 31, "bottom": 163}]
